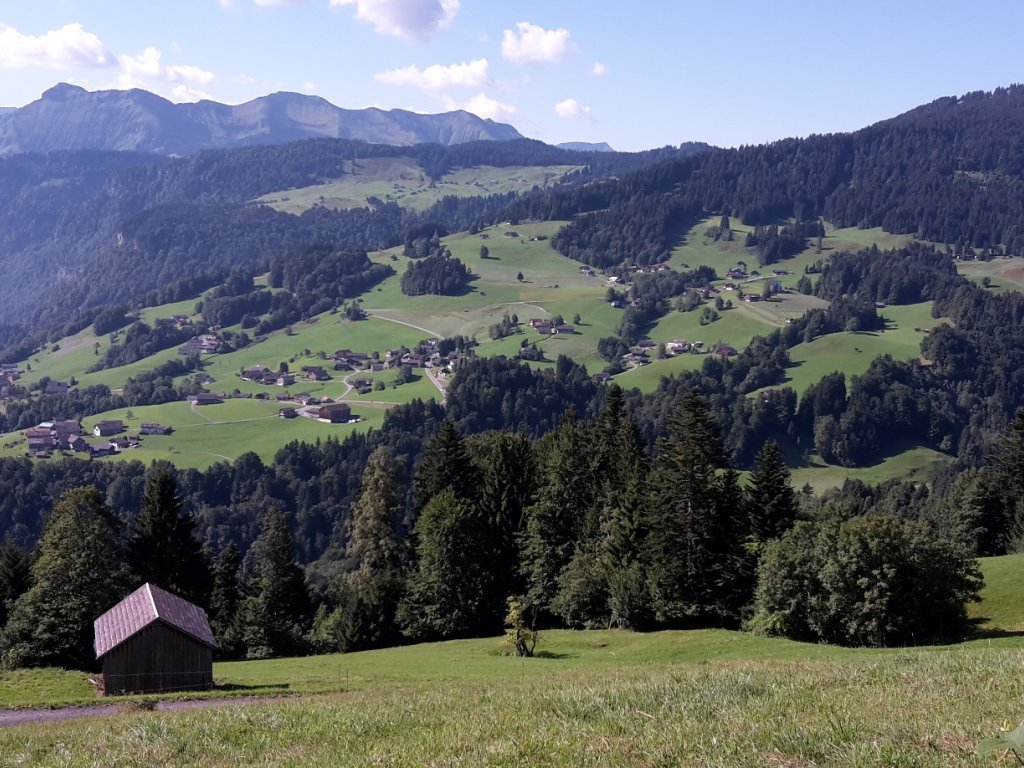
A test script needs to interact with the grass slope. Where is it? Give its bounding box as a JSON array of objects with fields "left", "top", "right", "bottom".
[
  {"left": 258, "top": 158, "right": 582, "bottom": 213},
  {"left": 4, "top": 621, "right": 1024, "bottom": 764}
]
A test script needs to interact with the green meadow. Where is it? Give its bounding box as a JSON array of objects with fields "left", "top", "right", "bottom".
[
  {"left": 258, "top": 158, "right": 582, "bottom": 214},
  {"left": 2, "top": 555, "right": 1024, "bottom": 766}
]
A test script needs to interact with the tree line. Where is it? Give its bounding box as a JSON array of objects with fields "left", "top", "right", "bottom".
[{"left": 5, "top": 389, "right": 1011, "bottom": 671}]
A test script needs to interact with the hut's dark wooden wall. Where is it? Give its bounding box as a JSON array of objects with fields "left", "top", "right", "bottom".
[{"left": 101, "top": 621, "right": 213, "bottom": 695}]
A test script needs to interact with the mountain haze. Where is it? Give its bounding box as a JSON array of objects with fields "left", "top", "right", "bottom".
[
  {"left": 0, "top": 84, "right": 524, "bottom": 156},
  {"left": 557, "top": 141, "right": 615, "bottom": 152}
]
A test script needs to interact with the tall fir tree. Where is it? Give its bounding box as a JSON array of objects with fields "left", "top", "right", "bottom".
[
  {"left": 399, "top": 488, "right": 496, "bottom": 641},
  {"left": 746, "top": 440, "right": 798, "bottom": 547},
  {"left": 415, "top": 419, "right": 480, "bottom": 508},
  {"left": 129, "top": 466, "right": 211, "bottom": 604},
  {"left": 601, "top": 417, "right": 654, "bottom": 629},
  {"left": 0, "top": 541, "right": 32, "bottom": 630},
  {"left": 478, "top": 432, "right": 536, "bottom": 594},
  {"left": 520, "top": 408, "right": 600, "bottom": 620},
  {"left": 645, "top": 390, "right": 748, "bottom": 627},
  {"left": 333, "top": 447, "right": 406, "bottom": 652},
  {"left": 238, "top": 507, "right": 309, "bottom": 658},
  {"left": 208, "top": 542, "right": 242, "bottom": 658},
  {"left": 1, "top": 487, "right": 131, "bottom": 669}
]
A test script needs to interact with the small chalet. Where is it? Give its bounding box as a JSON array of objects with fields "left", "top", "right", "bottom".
[
  {"left": 25, "top": 427, "right": 55, "bottom": 451},
  {"left": 94, "top": 583, "right": 216, "bottom": 695},
  {"left": 555, "top": 324, "right": 575, "bottom": 334},
  {"left": 316, "top": 402, "right": 352, "bottom": 423},
  {"left": 140, "top": 423, "right": 172, "bottom": 435},
  {"left": 278, "top": 407, "right": 298, "bottom": 419},
  {"left": 400, "top": 353, "right": 424, "bottom": 367},
  {"left": 44, "top": 380, "right": 70, "bottom": 397},
  {"left": 187, "top": 393, "right": 223, "bottom": 406},
  {"left": 302, "top": 366, "right": 330, "bottom": 381},
  {"left": 592, "top": 372, "right": 613, "bottom": 383},
  {"left": 93, "top": 420, "right": 124, "bottom": 437},
  {"left": 714, "top": 344, "right": 739, "bottom": 358},
  {"left": 743, "top": 293, "right": 762, "bottom": 303},
  {"left": 277, "top": 373, "right": 295, "bottom": 386}
]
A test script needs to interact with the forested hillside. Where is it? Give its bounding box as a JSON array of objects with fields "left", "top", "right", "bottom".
[
  {"left": 0, "top": 138, "right": 704, "bottom": 344},
  {"left": 523, "top": 86, "right": 1024, "bottom": 267}
]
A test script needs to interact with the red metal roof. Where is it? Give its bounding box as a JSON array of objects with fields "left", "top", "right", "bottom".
[{"left": 93, "top": 583, "right": 217, "bottom": 659}]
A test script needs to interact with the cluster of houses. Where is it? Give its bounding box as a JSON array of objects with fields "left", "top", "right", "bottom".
[
  {"left": 0, "top": 364, "right": 23, "bottom": 398},
  {"left": 177, "top": 334, "right": 219, "bottom": 356},
  {"left": 619, "top": 338, "right": 739, "bottom": 371},
  {"left": 528, "top": 318, "right": 576, "bottom": 336},
  {"left": 21, "top": 418, "right": 171, "bottom": 459}
]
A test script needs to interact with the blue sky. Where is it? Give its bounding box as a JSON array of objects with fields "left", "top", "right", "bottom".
[{"left": 1, "top": 1, "right": 1023, "bottom": 151}]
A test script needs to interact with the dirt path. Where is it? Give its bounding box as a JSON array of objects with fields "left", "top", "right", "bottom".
[
  {"left": 366, "top": 311, "right": 440, "bottom": 338},
  {"left": 0, "top": 695, "right": 291, "bottom": 728}
]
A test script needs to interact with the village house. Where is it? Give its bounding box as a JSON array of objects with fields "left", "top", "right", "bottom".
[
  {"left": 25, "top": 427, "right": 55, "bottom": 451},
  {"left": 276, "top": 373, "right": 295, "bottom": 386},
  {"left": 316, "top": 402, "right": 352, "bottom": 423},
  {"left": 302, "top": 366, "right": 330, "bottom": 381},
  {"left": 592, "top": 371, "right": 613, "bottom": 383},
  {"left": 555, "top": 324, "right": 575, "bottom": 334},
  {"left": 278, "top": 407, "right": 298, "bottom": 419},
  {"left": 93, "top": 420, "right": 124, "bottom": 437},
  {"left": 68, "top": 435, "right": 88, "bottom": 452},
  {"left": 401, "top": 352, "right": 424, "bottom": 367},
  {"left": 714, "top": 343, "right": 739, "bottom": 358},
  {"left": 744, "top": 293, "right": 762, "bottom": 303},
  {"left": 188, "top": 392, "right": 223, "bottom": 406},
  {"left": 44, "top": 380, "right": 70, "bottom": 396}
]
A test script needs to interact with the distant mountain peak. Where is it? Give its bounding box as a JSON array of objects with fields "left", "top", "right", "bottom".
[{"left": 0, "top": 84, "right": 525, "bottom": 156}]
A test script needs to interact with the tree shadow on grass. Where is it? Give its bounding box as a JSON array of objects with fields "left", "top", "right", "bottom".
[
  {"left": 214, "top": 682, "right": 290, "bottom": 692},
  {"left": 533, "top": 650, "right": 573, "bottom": 660}
]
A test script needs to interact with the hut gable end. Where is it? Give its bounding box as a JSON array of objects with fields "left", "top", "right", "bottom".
[
  {"left": 94, "top": 584, "right": 216, "bottom": 696},
  {"left": 94, "top": 583, "right": 216, "bottom": 659}
]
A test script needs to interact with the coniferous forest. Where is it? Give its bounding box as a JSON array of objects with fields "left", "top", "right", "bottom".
[{"left": 7, "top": 86, "right": 1024, "bottom": 673}]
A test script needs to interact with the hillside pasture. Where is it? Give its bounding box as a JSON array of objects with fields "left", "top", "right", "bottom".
[
  {"left": 257, "top": 159, "right": 582, "bottom": 214},
  {"left": 4, "top": 623, "right": 1024, "bottom": 765},
  {"left": 956, "top": 256, "right": 1024, "bottom": 294},
  {"left": 765, "top": 302, "right": 946, "bottom": 396}
]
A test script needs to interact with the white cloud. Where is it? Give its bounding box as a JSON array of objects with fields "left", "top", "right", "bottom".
[
  {"left": 590, "top": 62, "right": 607, "bottom": 76},
  {"left": 303, "top": 80, "right": 317, "bottom": 92},
  {"left": 443, "top": 92, "right": 516, "bottom": 121},
  {"left": 376, "top": 58, "right": 488, "bottom": 91},
  {"left": 554, "top": 98, "right": 590, "bottom": 119},
  {"left": 0, "top": 22, "right": 114, "bottom": 69},
  {"left": 118, "top": 47, "right": 215, "bottom": 86},
  {"left": 501, "top": 21, "right": 572, "bottom": 64},
  {"left": 232, "top": 73, "right": 256, "bottom": 85},
  {"left": 114, "top": 48, "right": 216, "bottom": 102},
  {"left": 171, "top": 84, "right": 215, "bottom": 102},
  {"left": 331, "top": 0, "right": 459, "bottom": 41},
  {"left": 253, "top": 0, "right": 308, "bottom": 6}
]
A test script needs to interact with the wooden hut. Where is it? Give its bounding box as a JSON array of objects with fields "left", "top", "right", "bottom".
[{"left": 93, "top": 583, "right": 217, "bottom": 696}]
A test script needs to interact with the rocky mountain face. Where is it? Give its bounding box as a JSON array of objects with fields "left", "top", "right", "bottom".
[{"left": 0, "top": 84, "right": 524, "bottom": 156}]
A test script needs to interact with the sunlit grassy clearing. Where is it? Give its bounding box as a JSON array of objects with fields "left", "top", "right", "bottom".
[{"left": 257, "top": 159, "right": 582, "bottom": 214}]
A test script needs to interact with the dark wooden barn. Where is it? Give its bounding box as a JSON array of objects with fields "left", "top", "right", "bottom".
[{"left": 93, "top": 583, "right": 217, "bottom": 696}]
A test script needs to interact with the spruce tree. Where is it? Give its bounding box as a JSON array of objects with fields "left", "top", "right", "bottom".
[
  {"left": 238, "top": 507, "right": 309, "bottom": 658},
  {"left": 400, "top": 489, "right": 495, "bottom": 640},
  {"left": 747, "top": 440, "right": 798, "bottom": 546},
  {"left": 520, "top": 408, "right": 599, "bottom": 619},
  {"left": 0, "top": 541, "right": 32, "bottom": 630},
  {"left": 129, "top": 467, "right": 211, "bottom": 604},
  {"left": 478, "top": 432, "right": 536, "bottom": 591},
  {"left": 415, "top": 419, "right": 480, "bottom": 508},
  {"left": 645, "top": 390, "right": 747, "bottom": 626},
  {"left": 208, "top": 542, "right": 242, "bottom": 658},
  {"left": 334, "top": 447, "right": 405, "bottom": 651},
  {"left": 2, "top": 487, "right": 130, "bottom": 669}
]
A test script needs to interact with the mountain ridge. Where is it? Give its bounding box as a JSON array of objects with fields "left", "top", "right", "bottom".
[{"left": 0, "top": 83, "right": 524, "bottom": 156}]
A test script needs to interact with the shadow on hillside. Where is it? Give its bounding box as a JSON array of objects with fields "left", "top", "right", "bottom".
[
  {"left": 214, "top": 682, "right": 290, "bottom": 692},
  {"left": 534, "top": 651, "right": 573, "bottom": 660},
  {"left": 966, "top": 620, "right": 1024, "bottom": 642}
]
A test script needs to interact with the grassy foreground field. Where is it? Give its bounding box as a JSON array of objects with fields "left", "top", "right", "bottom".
[{"left": 2, "top": 556, "right": 1023, "bottom": 765}]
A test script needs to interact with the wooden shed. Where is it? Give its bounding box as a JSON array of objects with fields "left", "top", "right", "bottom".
[{"left": 94, "top": 583, "right": 217, "bottom": 696}]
